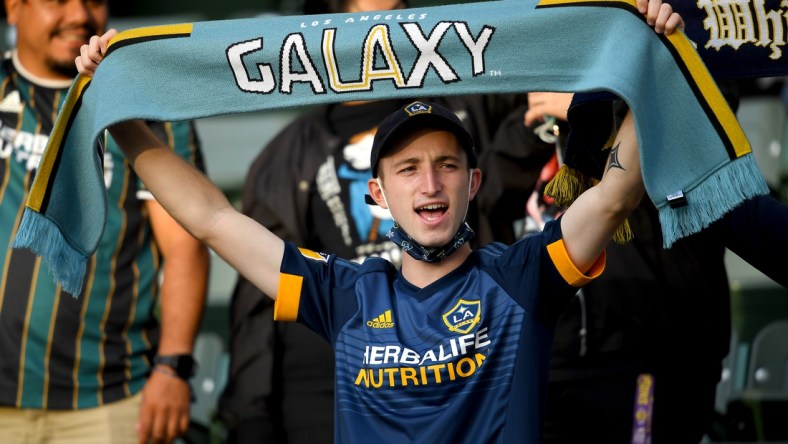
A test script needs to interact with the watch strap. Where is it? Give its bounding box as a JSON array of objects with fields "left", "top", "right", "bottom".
[{"left": 153, "top": 354, "right": 197, "bottom": 380}]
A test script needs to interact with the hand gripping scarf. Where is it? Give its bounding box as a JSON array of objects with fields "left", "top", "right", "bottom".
[{"left": 13, "top": 0, "right": 770, "bottom": 295}]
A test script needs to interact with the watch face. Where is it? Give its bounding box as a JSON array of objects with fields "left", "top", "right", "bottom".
[
  {"left": 177, "top": 355, "right": 197, "bottom": 378},
  {"left": 156, "top": 354, "right": 196, "bottom": 379}
]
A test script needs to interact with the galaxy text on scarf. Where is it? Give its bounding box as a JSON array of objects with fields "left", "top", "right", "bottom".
[{"left": 226, "top": 21, "right": 495, "bottom": 94}]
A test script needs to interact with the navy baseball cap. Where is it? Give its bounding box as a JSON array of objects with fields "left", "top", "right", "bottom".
[{"left": 369, "top": 101, "right": 477, "bottom": 179}]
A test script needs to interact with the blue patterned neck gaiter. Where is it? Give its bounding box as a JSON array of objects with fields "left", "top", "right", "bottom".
[{"left": 386, "top": 221, "right": 475, "bottom": 263}]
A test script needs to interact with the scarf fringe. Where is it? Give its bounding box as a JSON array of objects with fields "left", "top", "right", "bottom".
[
  {"left": 659, "top": 154, "right": 769, "bottom": 248},
  {"left": 545, "top": 164, "right": 633, "bottom": 244},
  {"left": 12, "top": 208, "right": 86, "bottom": 296}
]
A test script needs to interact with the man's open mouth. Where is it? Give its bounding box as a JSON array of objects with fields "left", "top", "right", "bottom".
[{"left": 416, "top": 203, "right": 448, "bottom": 222}]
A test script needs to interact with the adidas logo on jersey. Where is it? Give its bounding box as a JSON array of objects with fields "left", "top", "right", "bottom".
[
  {"left": 367, "top": 310, "right": 394, "bottom": 329},
  {"left": 0, "top": 91, "right": 22, "bottom": 113}
]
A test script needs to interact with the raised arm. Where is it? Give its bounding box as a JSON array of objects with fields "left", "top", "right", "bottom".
[
  {"left": 77, "top": 32, "right": 285, "bottom": 300},
  {"left": 559, "top": 0, "right": 683, "bottom": 271},
  {"left": 559, "top": 111, "right": 643, "bottom": 270}
]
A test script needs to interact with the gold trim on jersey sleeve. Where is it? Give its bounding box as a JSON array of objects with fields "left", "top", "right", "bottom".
[
  {"left": 274, "top": 273, "right": 303, "bottom": 322},
  {"left": 546, "top": 239, "right": 606, "bottom": 287}
]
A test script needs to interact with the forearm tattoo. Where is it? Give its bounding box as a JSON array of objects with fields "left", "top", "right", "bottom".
[{"left": 607, "top": 142, "right": 625, "bottom": 171}]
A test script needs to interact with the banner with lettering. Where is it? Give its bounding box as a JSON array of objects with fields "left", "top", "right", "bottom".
[{"left": 676, "top": 0, "right": 786, "bottom": 79}]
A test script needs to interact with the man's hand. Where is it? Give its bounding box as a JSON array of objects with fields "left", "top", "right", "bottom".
[
  {"left": 524, "top": 92, "right": 573, "bottom": 127},
  {"left": 76, "top": 28, "right": 117, "bottom": 76},
  {"left": 637, "top": 0, "right": 684, "bottom": 34},
  {"left": 136, "top": 369, "right": 191, "bottom": 444}
]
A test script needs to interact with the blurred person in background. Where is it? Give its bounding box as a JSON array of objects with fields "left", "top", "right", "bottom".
[
  {"left": 485, "top": 88, "right": 788, "bottom": 444},
  {"left": 0, "top": 1, "right": 209, "bottom": 443}
]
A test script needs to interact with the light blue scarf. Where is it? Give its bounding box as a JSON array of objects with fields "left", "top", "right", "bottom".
[{"left": 13, "top": 0, "right": 768, "bottom": 294}]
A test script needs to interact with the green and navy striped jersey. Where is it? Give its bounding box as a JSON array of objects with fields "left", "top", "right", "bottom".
[
  {"left": 0, "top": 53, "right": 204, "bottom": 410},
  {"left": 275, "top": 219, "right": 605, "bottom": 443}
]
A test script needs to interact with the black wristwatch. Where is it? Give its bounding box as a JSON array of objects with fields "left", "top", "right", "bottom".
[{"left": 153, "top": 354, "right": 197, "bottom": 380}]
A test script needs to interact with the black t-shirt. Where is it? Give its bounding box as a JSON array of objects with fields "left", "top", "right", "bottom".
[{"left": 307, "top": 101, "right": 405, "bottom": 265}]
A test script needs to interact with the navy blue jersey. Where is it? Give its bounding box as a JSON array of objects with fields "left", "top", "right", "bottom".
[{"left": 275, "top": 219, "right": 604, "bottom": 443}]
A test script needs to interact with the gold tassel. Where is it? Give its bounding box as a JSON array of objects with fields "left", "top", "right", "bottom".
[
  {"left": 545, "top": 164, "right": 633, "bottom": 244},
  {"left": 611, "top": 218, "right": 634, "bottom": 244},
  {"left": 545, "top": 165, "right": 598, "bottom": 207}
]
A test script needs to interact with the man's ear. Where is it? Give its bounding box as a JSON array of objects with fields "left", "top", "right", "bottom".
[
  {"left": 367, "top": 177, "right": 389, "bottom": 209},
  {"left": 5, "top": 0, "right": 21, "bottom": 26},
  {"left": 468, "top": 168, "right": 482, "bottom": 201}
]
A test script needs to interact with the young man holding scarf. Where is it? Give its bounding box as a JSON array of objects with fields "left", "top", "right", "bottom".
[{"left": 76, "top": 1, "right": 682, "bottom": 442}]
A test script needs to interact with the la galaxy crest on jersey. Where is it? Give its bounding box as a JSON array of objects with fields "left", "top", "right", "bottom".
[{"left": 442, "top": 298, "right": 481, "bottom": 334}]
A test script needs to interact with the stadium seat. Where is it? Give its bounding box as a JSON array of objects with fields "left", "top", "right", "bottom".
[
  {"left": 714, "top": 321, "right": 788, "bottom": 441},
  {"left": 746, "top": 320, "right": 788, "bottom": 392},
  {"left": 736, "top": 96, "right": 786, "bottom": 191}
]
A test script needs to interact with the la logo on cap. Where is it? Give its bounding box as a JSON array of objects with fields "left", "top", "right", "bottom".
[{"left": 405, "top": 102, "right": 432, "bottom": 116}]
